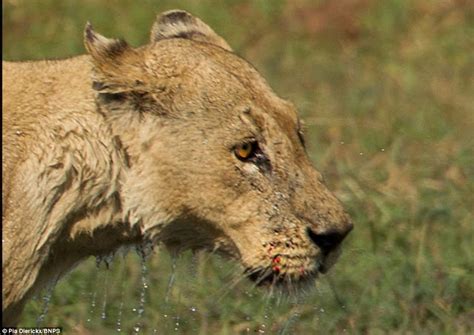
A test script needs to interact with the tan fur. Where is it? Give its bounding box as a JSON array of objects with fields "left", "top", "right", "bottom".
[{"left": 2, "top": 10, "right": 352, "bottom": 325}]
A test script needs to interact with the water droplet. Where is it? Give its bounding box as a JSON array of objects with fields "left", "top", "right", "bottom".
[
  {"left": 115, "top": 305, "right": 124, "bottom": 332},
  {"left": 87, "top": 290, "right": 97, "bottom": 323},
  {"left": 36, "top": 284, "right": 55, "bottom": 326},
  {"left": 100, "top": 270, "right": 110, "bottom": 320},
  {"left": 133, "top": 252, "right": 149, "bottom": 335},
  {"left": 135, "top": 240, "right": 154, "bottom": 259},
  {"left": 96, "top": 252, "right": 116, "bottom": 269},
  {"left": 165, "top": 254, "right": 178, "bottom": 303},
  {"left": 115, "top": 255, "right": 127, "bottom": 333}
]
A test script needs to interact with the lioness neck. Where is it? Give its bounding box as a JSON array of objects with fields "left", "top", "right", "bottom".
[{"left": 2, "top": 57, "right": 140, "bottom": 325}]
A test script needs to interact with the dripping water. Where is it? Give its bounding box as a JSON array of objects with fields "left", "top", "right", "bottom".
[
  {"left": 165, "top": 253, "right": 178, "bottom": 304},
  {"left": 86, "top": 254, "right": 113, "bottom": 324},
  {"left": 36, "top": 282, "right": 55, "bottom": 326},
  {"left": 173, "top": 315, "right": 181, "bottom": 332},
  {"left": 116, "top": 300, "right": 124, "bottom": 332},
  {"left": 98, "top": 252, "right": 116, "bottom": 322},
  {"left": 132, "top": 242, "right": 152, "bottom": 334},
  {"left": 259, "top": 294, "right": 275, "bottom": 334},
  {"left": 100, "top": 268, "right": 110, "bottom": 320},
  {"left": 86, "top": 289, "right": 97, "bottom": 323},
  {"left": 115, "top": 248, "right": 129, "bottom": 333},
  {"left": 96, "top": 252, "right": 115, "bottom": 270},
  {"left": 188, "top": 251, "right": 200, "bottom": 279},
  {"left": 158, "top": 252, "right": 178, "bottom": 333}
]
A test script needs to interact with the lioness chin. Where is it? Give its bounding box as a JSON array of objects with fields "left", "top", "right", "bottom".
[{"left": 2, "top": 10, "right": 353, "bottom": 326}]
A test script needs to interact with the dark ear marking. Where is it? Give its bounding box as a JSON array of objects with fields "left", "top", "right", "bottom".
[
  {"left": 98, "top": 92, "right": 127, "bottom": 104},
  {"left": 104, "top": 38, "right": 129, "bottom": 57},
  {"left": 159, "top": 10, "right": 193, "bottom": 25},
  {"left": 174, "top": 30, "right": 206, "bottom": 40},
  {"left": 84, "top": 23, "right": 146, "bottom": 95},
  {"left": 150, "top": 9, "right": 232, "bottom": 51},
  {"left": 84, "top": 22, "right": 130, "bottom": 60},
  {"left": 85, "top": 22, "right": 96, "bottom": 42}
]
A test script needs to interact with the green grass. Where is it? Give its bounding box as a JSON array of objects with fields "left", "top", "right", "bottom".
[{"left": 3, "top": 0, "right": 474, "bottom": 333}]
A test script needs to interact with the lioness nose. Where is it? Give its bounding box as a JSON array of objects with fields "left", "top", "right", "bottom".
[{"left": 307, "top": 224, "right": 353, "bottom": 254}]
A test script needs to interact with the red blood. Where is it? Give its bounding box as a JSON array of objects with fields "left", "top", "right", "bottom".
[
  {"left": 273, "top": 256, "right": 281, "bottom": 263},
  {"left": 273, "top": 266, "right": 280, "bottom": 273}
]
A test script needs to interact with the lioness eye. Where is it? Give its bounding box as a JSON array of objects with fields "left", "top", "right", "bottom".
[{"left": 234, "top": 141, "right": 256, "bottom": 161}]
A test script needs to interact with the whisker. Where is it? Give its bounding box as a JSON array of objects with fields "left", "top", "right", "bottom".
[
  {"left": 256, "top": 267, "right": 273, "bottom": 285},
  {"left": 213, "top": 266, "right": 265, "bottom": 303},
  {"left": 214, "top": 273, "right": 251, "bottom": 303}
]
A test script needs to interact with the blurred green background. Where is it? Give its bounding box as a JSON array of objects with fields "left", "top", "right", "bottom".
[{"left": 3, "top": 0, "right": 474, "bottom": 334}]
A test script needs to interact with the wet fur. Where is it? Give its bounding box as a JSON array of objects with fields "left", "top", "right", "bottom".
[{"left": 2, "top": 10, "right": 352, "bottom": 325}]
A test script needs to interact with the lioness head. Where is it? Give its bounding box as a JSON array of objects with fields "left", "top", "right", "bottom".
[{"left": 85, "top": 10, "right": 353, "bottom": 290}]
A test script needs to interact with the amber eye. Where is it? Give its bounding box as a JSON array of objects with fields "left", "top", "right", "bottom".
[{"left": 235, "top": 142, "right": 255, "bottom": 160}]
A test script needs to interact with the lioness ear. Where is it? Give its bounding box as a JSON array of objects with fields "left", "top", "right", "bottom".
[
  {"left": 84, "top": 23, "right": 143, "bottom": 93},
  {"left": 84, "top": 22, "right": 130, "bottom": 59},
  {"left": 150, "top": 10, "right": 232, "bottom": 51}
]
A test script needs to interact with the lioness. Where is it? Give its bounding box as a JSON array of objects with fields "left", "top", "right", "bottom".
[{"left": 2, "top": 10, "right": 353, "bottom": 326}]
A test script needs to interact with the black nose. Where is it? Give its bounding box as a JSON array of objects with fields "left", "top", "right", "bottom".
[{"left": 307, "top": 225, "right": 352, "bottom": 255}]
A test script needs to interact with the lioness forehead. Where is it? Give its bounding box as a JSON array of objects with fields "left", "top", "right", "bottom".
[{"left": 145, "top": 38, "right": 300, "bottom": 128}]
